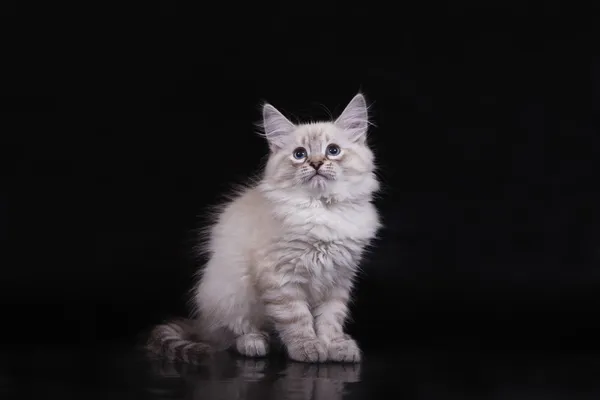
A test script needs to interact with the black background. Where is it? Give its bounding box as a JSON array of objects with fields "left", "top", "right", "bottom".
[{"left": 4, "top": 1, "right": 600, "bottom": 355}]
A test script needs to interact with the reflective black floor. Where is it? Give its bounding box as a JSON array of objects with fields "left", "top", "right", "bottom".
[{"left": 2, "top": 344, "right": 600, "bottom": 399}]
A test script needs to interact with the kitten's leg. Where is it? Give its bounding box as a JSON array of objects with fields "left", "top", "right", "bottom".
[
  {"left": 313, "top": 287, "right": 361, "bottom": 363},
  {"left": 260, "top": 281, "right": 327, "bottom": 363},
  {"left": 226, "top": 314, "right": 270, "bottom": 358},
  {"left": 200, "top": 274, "right": 269, "bottom": 358}
]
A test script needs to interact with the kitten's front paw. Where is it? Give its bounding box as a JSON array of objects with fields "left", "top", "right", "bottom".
[
  {"left": 287, "top": 338, "right": 328, "bottom": 363},
  {"left": 235, "top": 333, "right": 269, "bottom": 358},
  {"left": 327, "top": 336, "right": 361, "bottom": 363}
]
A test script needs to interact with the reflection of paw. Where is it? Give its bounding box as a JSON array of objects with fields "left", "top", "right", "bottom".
[
  {"left": 283, "top": 360, "right": 362, "bottom": 382},
  {"left": 287, "top": 338, "right": 328, "bottom": 363},
  {"left": 327, "top": 337, "right": 361, "bottom": 363},
  {"left": 235, "top": 359, "right": 268, "bottom": 380},
  {"left": 235, "top": 333, "right": 269, "bottom": 357}
]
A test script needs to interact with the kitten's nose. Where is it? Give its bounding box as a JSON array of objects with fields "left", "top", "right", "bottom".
[{"left": 309, "top": 160, "right": 323, "bottom": 170}]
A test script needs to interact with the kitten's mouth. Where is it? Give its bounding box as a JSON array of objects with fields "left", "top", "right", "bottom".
[
  {"left": 309, "top": 172, "right": 328, "bottom": 180},
  {"left": 306, "top": 173, "right": 330, "bottom": 191}
]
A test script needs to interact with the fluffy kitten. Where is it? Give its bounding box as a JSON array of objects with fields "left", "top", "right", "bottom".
[{"left": 147, "top": 93, "right": 381, "bottom": 363}]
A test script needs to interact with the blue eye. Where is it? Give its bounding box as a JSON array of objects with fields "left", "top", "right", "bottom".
[
  {"left": 293, "top": 147, "right": 307, "bottom": 160},
  {"left": 326, "top": 144, "right": 341, "bottom": 156}
]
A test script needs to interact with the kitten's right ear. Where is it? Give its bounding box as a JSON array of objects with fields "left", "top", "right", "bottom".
[{"left": 262, "top": 103, "right": 295, "bottom": 150}]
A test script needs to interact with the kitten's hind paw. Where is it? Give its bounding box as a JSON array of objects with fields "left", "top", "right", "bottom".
[
  {"left": 287, "top": 338, "right": 328, "bottom": 363},
  {"left": 327, "top": 337, "right": 361, "bottom": 363},
  {"left": 235, "top": 333, "right": 269, "bottom": 358}
]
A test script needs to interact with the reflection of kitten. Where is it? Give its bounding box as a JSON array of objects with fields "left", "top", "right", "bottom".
[
  {"left": 147, "top": 94, "right": 381, "bottom": 364},
  {"left": 148, "top": 355, "right": 361, "bottom": 400}
]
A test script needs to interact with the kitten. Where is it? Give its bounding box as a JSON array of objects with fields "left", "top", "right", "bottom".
[{"left": 147, "top": 93, "right": 381, "bottom": 363}]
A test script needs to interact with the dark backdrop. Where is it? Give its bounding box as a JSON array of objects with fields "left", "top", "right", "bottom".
[{"left": 4, "top": 2, "right": 600, "bottom": 352}]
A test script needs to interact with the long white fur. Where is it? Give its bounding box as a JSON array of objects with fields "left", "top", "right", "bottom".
[{"left": 147, "top": 93, "right": 381, "bottom": 363}]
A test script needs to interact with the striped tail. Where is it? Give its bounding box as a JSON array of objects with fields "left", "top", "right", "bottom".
[{"left": 146, "top": 318, "right": 213, "bottom": 364}]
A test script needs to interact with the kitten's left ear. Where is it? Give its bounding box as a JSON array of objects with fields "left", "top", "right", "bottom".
[{"left": 335, "top": 93, "right": 369, "bottom": 143}]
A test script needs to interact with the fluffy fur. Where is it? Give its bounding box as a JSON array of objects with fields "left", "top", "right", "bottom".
[{"left": 147, "top": 93, "right": 381, "bottom": 363}]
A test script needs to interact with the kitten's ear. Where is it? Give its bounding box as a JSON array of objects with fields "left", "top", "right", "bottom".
[
  {"left": 262, "top": 103, "right": 295, "bottom": 150},
  {"left": 335, "top": 93, "right": 369, "bottom": 143}
]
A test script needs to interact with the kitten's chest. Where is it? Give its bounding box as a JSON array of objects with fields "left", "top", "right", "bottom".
[
  {"left": 290, "top": 239, "right": 364, "bottom": 302},
  {"left": 281, "top": 202, "right": 379, "bottom": 242},
  {"left": 297, "top": 239, "right": 362, "bottom": 272},
  {"left": 271, "top": 201, "right": 379, "bottom": 300}
]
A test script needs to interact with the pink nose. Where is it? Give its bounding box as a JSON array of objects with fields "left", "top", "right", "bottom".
[{"left": 309, "top": 160, "right": 323, "bottom": 170}]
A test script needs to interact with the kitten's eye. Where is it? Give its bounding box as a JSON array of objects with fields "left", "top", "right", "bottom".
[
  {"left": 293, "top": 147, "right": 307, "bottom": 160},
  {"left": 326, "top": 144, "right": 341, "bottom": 156}
]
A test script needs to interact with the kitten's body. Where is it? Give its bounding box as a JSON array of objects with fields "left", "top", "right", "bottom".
[{"left": 148, "top": 94, "right": 381, "bottom": 363}]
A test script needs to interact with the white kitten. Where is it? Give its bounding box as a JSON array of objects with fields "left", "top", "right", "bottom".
[{"left": 147, "top": 93, "right": 381, "bottom": 363}]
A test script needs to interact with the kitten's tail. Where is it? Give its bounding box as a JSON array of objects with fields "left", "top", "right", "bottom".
[{"left": 146, "top": 318, "right": 213, "bottom": 364}]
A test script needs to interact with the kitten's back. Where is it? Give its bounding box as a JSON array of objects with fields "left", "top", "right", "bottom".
[{"left": 206, "top": 185, "right": 278, "bottom": 260}]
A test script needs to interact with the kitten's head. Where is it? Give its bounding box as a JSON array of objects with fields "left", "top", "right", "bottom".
[{"left": 259, "top": 93, "right": 379, "bottom": 202}]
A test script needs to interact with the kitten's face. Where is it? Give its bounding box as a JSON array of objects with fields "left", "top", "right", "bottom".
[
  {"left": 260, "top": 94, "right": 378, "bottom": 200},
  {"left": 264, "top": 123, "right": 375, "bottom": 193}
]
